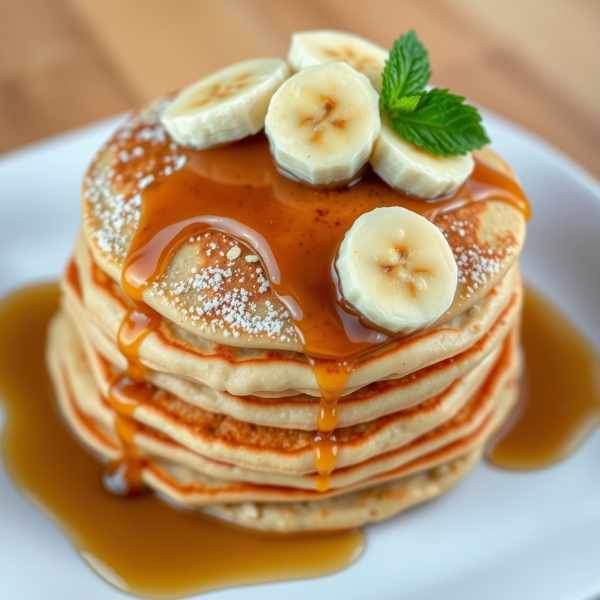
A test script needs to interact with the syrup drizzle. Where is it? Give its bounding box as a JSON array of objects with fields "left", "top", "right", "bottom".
[
  {"left": 117, "top": 304, "right": 161, "bottom": 382},
  {"left": 104, "top": 375, "right": 153, "bottom": 496},
  {"left": 107, "top": 133, "right": 530, "bottom": 491},
  {"left": 86, "top": 253, "right": 160, "bottom": 493},
  {"left": 70, "top": 255, "right": 151, "bottom": 494},
  {"left": 310, "top": 358, "right": 354, "bottom": 490}
]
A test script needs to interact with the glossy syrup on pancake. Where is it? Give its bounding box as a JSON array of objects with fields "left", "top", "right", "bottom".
[
  {"left": 0, "top": 284, "right": 364, "bottom": 599},
  {"left": 68, "top": 257, "right": 152, "bottom": 495},
  {"left": 113, "top": 130, "right": 529, "bottom": 490}
]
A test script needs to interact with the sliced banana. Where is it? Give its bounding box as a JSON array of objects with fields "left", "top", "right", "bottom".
[
  {"left": 265, "top": 62, "right": 380, "bottom": 185},
  {"left": 288, "top": 30, "right": 388, "bottom": 91},
  {"left": 161, "top": 58, "right": 289, "bottom": 149},
  {"left": 370, "top": 116, "right": 475, "bottom": 198},
  {"left": 336, "top": 206, "right": 458, "bottom": 333}
]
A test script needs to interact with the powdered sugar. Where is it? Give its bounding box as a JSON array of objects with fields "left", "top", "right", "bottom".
[
  {"left": 437, "top": 212, "right": 516, "bottom": 300},
  {"left": 149, "top": 233, "right": 296, "bottom": 342},
  {"left": 84, "top": 98, "right": 187, "bottom": 260}
]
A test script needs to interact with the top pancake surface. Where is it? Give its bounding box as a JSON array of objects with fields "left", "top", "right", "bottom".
[{"left": 82, "top": 98, "right": 526, "bottom": 351}]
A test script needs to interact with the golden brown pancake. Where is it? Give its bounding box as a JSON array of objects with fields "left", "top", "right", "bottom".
[
  {"left": 48, "top": 307, "right": 519, "bottom": 495},
  {"left": 67, "top": 230, "right": 522, "bottom": 397},
  {"left": 64, "top": 242, "right": 519, "bottom": 429}
]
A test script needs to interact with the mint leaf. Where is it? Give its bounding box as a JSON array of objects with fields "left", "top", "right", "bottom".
[
  {"left": 381, "top": 31, "right": 491, "bottom": 156},
  {"left": 390, "top": 95, "right": 421, "bottom": 113},
  {"left": 381, "top": 30, "right": 431, "bottom": 110},
  {"left": 387, "top": 88, "right": 490, "bottom": 157}
]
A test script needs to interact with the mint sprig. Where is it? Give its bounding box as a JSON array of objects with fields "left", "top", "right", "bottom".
[
  {"left": 381, "top": 31, "right": 490, "bottom": 157},
  {"left": 381, "top": 31, "right": 431, "bottom": 105}
]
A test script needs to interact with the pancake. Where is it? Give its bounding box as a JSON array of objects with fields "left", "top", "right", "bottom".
[
  {"left": 67, "top": 230, "right": 522, "bottom": 396},
  {"left": 82, "top": 98, "right": 526, "bottom": 352},
  {"left": 48, "top": 305, "right": 519, "bottom": 491},
  {"left": 55, "top": 306, "right": 512, "bottom": 474},
  {"left": 49, "top": 358, "right": 485, "bottom": 531},
  {"left": 64, "top": 246, "right": 518, "bottom": 429},
  {"left": 207, "top": 450, "right": 483, "bottom": 532},
  {"left": 47, "top": 308, "right": 519, "bottom": 530}
]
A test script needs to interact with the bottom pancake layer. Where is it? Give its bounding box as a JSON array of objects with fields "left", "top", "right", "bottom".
[{"left": 46, "top": 309, "right": 520, "bottom": 532}]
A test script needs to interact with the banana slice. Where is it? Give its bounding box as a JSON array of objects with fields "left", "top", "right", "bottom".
[
  {"left": 265, "top": 62, "right": 380, "bottom": 185},
  {"left": 336, "top": 206, "right": 457, "bottom": 333},
  {"left": 288, "top": 30, "right": 388, "bottom": 91},
  {"left": 370, "top": 117, "right": 475, "bottom": 198},
  {"left": 161, "top": 58, "right": 289, "bottom": 149}
]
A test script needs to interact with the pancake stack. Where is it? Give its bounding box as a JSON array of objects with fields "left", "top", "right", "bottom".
[{"left": 47, "top": 38, "right": 527, "bottom": 532}]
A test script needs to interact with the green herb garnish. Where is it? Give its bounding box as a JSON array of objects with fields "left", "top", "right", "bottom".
[{"left": 381, "top": 30, "right": 490, "bottom": 157}]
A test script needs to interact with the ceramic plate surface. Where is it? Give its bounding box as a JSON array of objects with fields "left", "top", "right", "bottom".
[{"left": 1, "top": 110, "right": 599, "bottom": 600}]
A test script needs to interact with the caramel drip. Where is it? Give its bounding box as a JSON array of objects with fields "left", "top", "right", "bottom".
[
  {"left": 313, "top": 436, "right": 340, "bottom": 492},
  {"left": 117, "top": 304, "right": 161, "bottom": 382},
  {"left": 104, "top": 376, "right": 152, "bottom": 496},
  {"left": 114, "top": 412, "right": 140, "bottom": 446},
  {"left": 310, "top": 358, "right": 355, "bottom": 490},
  {"left": 0, "top": 284, "right": 364, "bottom": 598},
  {"left": 105, "top": 305, "right": 161, "bottom": 496},
  {"left": 312, "top": 359, "right": 356, "bottom": 432},
  {"left": 104, "top": 414, "right": 146, "bottom": 497},
  {"left": 88, "top": 248, "right": 158, "bottom": 488},
  {"left": 86, "top": 249, "right": 161, "bottom": 492},
  {"left": 88, "top": 251, "right": 161, "bottom": 384},
  {"left": 108, "top": 374, "right": 155, "bottom": 417},
  {"left": 116, "top": 133, "right": 530, "bottom": 491}
]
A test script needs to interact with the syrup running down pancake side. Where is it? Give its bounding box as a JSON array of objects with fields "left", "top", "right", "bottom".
[{"left": 108, "top": 130, "right": 530, "bottom": 491}]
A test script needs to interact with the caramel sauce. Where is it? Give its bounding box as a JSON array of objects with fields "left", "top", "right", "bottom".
[
  {"left": 488, "top": 286, "right": 600, "bottom": 468},
  {"left": 105, "top": 375, "right": 156, "bottom": 495},
  {"left": 0, "top": 284, "right": 364, "bottom": 599},
  {"left": 103, "top": 409, "right": 147, "bottom": 497},
  {"left": 117, "top": 306, "right": 162, "bottom": 382},
  {"left": 122, "top": 133, "right": 529, "bottom": 360},
  {"left": 313, "top": 436, "right": 339, "bottom": 492},
  {"left": 108, "top": 375, "right": 151, "bottom": 416},
  {"left": 117, "top": 133, "right": 529, "bottom": 487},
  {"left": 311, "top": 359, "right": 352, "bottom": 490}
]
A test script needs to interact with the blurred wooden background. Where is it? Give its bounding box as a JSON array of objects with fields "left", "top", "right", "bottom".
[{"left": 1, "top": 0, "right": 599, "bottom": 178}]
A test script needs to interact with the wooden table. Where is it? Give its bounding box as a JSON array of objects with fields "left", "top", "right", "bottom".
[{"left": 1, "top": 0, "right": 599, "bottom": 179}]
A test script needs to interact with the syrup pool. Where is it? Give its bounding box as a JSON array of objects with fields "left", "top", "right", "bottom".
[
  {"left": 0, "top": 284, "right": 363, "bottom": 599},
  {"left": 488, "top": 286, "right": 600, "bottom": 468}
]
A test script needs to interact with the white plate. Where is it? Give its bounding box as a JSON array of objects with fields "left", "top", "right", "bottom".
[{"left": 1, "top": 111, "right": 599, "bottom": 600}]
